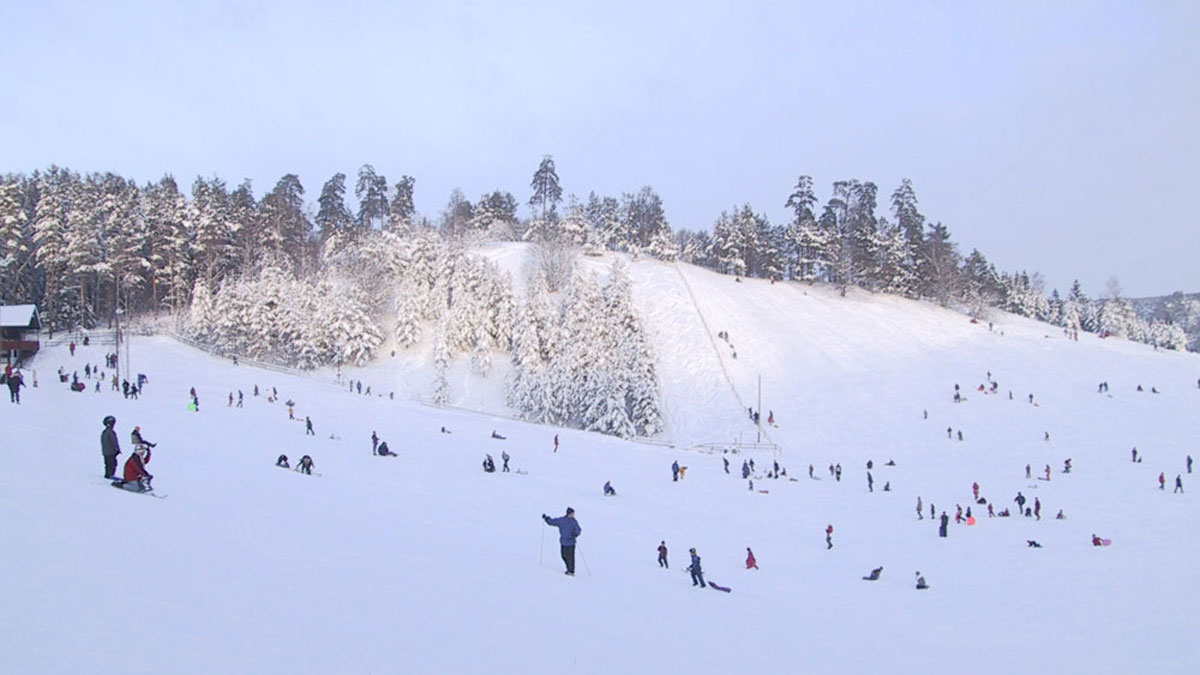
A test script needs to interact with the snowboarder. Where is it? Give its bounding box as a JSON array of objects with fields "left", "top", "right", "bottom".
[
  {"left": 116, "top": 445, "right": 153, "bottom": 492},
  {"left": 130, "top": 426, "right": 156, "bottom": 451},
  {"left": 657, "top": 541, "right": 669, "bottom": 568},
  {"left": 915, "top": 572, "right": 928, "bottom": 590},
  {"left": 371, "top": 431, "right": 379, "bottom": 455},
  {"left": 296, "top": 455, "right": 315, "bottom": 475},
  {"left": 825, "top": 524, "right": 834, "bottom": 549},
  {"left": 688, "top": 548, "right": 705, "bottom": 587},
  {"left": 1174, "top": 475, "right": 1183, "bottom": 493},
  {"left": 501, "top": 451, "right": 510, "bottom": 472},
  {"left": 672, "top": 460, "right": 680, "bottom": 482},
  {"left": 745, "top": 547, "right": 758, "bottom": 570},
  {"left": 603, "top": 481, "right": 616, "bottom": 496},
  {"left": 863, "top": 567, "right": 882, "bottom": 581},
  {"left": 101, "top": 415, "right": 121, "bottom": 479},
  {"left": 483, "top": 455, "right": 496, "bottom": 473},
  {"left": 377, "top": 442, "right": 395, "bottom": 457},
  {"left": 542, "top": 508, "right": 581, "bottom": 575},
  {"left": 276, "top": 454, "right": 289, "bottom": 468}
]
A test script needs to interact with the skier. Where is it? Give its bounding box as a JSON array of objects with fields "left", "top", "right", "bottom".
[
  {"left": 687, "top": 548, "right": 705, "bottom": 587},
  {"left": 276, "top": 454, "right": 289, "bottom": 468},
  {"left": 542, "top": 508, "right": 581, "bottom": 576},
  {"left": 603, "top": 481, "right": 616, "bottom": 496},
  {"left": 305, "top": 417, "right": 314, "bottom": 436},
  {"left": 501, "top": 451, "right": 510, "bottom": 472},
  {"left": 296, "top": 455, "right": 315, "bottom": 475},
  {"left": 377, "top": 442, "right": 395, "bottom": 457},
  {"left": 825, "top": 524, "right": 834, "bottom": 550},
  {"left": 6, "top": 370, "right": 23, "bottom": 403},
  {"left": 371, "top": 431, "right": 379, "bottom": 455},
  {"left": 672, "top": 460, "right": 680, "bottom": 482},
  {"left": 746, "top": 547, "right": 758, "bottom": 570},
  {"left": 130, "top": 426, "right": 156, "bottom": 451},
  {"left": 116, "top": 445, "right": 153, "bottom": 492},
  {"left": 862, "top": 567, "right": 882, "bottom": 581},
  {"left": 657, "top": 541, "right": 669, "bottom": 568},
  {"left": 101, "top": 415, "right": 122, "bottom": 479},
  {"left": 915, "top": 572, "right": 929, "bottom": 590},
  {"left": 1174, "top": 475, "right": 1183, "bottom": 493}
]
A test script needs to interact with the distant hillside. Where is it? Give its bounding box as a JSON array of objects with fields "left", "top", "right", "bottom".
[{"left": 1131, "top": 292, "right": 1200, "bottom": 351}]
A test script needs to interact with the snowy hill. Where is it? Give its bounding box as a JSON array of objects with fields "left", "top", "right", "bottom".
[{"left": 2, "top": 255, "right": 1199, "bottom": 674}]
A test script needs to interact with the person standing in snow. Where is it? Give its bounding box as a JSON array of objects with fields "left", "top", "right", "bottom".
[
  {"left": 723, "top": 457, "right": 730, "bottom": 474},
  {"left": 1034, "top": 497, "right": 1041, "bottom": 520},
  {"left": 542, "top": 508, "right": 581, "bottom": 576},
  {"left": 1159, "top": 472, "right": 1166, "bottom": 490},
  {"left": 371, "top": 431, "right": 379, "bottom": 455},
  {"left": 101, "top": 415, "right": 121, "bottom": 479},
  {"left": 916, "top": 496, "right": 924, "bottom": 520},
  {"left": 742, "top": 461, "right": 750, "bottom": 479},
  {"left": 867, "top": 471, "right": 874, "bottom": 493},
  {"left": 939, "top": 512, "right": 949, "bottom": 538},
  {"left": 657, "top": 541, "right": 669, "bottom": 568},
  {"left": 688, "top": 548, "right": 705, "bottom": 587},
  {"left": 746, "top": 547, "right": 758, "bottom": 570},
  {"left": 1188, "top": 454, "right": 1193, "bottom": 474},
  {"left": 1174, "top": 475, "right": 1183, "bottom": 493},
  {"left": 6, "top": 370, "right": 24, "bottom": 403},
  {"left": 672, "top": 460, "right": 680, "bottom": 482},
  {"left": 825, "top": 524, "right": 834, "bottom": 549},
  {"left": 972, "top": 482, "right": 980, "bottom": 500},
  {"left": 553, "top": 434, "right": 559, "bottom": 452},
  {"left": 835, "top": 464, "right": 842, "bottom": 482},
  {"left": 501, "top": 451, "right": 510, "bottom": 472},
  {"left": 305, "top": 416, "right": 314, "bottom": 436},
  {"left": 1014, "top": 492, "right": 1026, "bottom": 512}
]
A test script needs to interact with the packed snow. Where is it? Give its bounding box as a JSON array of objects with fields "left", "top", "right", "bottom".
[{"left": 2, "top": 251, "right": 1198, "bottom": 675}]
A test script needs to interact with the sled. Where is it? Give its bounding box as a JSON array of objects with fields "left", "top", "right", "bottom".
[
  {"left": 1100, "top": 538, "right": 1112, "bottom": 546},
  {"left": 966, "top": 516, "right": 976, "bottom": 526},
  {"left": 707, "top": 581, "right": 732, "bottom": 593}
]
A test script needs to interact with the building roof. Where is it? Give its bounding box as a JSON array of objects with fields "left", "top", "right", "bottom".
[{"left": 0, "top": 305, "right": 40, "bottom": 329}]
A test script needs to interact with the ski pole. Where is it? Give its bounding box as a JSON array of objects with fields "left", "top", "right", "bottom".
[{"left": 578, "top": 544, "right": 592, "bottom": 577}]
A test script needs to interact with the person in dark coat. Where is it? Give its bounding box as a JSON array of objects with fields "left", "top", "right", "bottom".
[
  {"left": 377, "top": 442, "right": 395, "bottom": 457},
  {"left": 276, "top": 454, "right": 290, "bottom": 468},
  {"left": 672, "top": 460, "right": 680, "bottom": 482},
  {"left": 296, "top": 455, "right": 315, "bottom": 475},
  {"left": 101, "top": 415, "right": 121, "bottom": 479},
  {"left": 603, "top": 481, "right": 616, "bottom": 496},
  {"left": 543, "top": 508, "right": 581, "bottom": 575},
  {"left": 863, "top": 566, "right": 883, "bottom": 581},
  {"left": 657, "top": 541, "right": 668, "bottom": 568},
  {"left": 117, "top": 446, "right": 153, "bottom": 492},
  {"left": 6, "top": 370, "right": 24, "bottom": 403},
  {"left": 371, "top": 431, "right": 379, "bottom": 455},
  {"left": 915, "top": 572, "right": 929, "bottom": 590},
  {"left": 939, "top": 512, "right": 949, "bottom": 537},
  {"left": 688, "top": 548, "right": 705, "bottom": 587}
]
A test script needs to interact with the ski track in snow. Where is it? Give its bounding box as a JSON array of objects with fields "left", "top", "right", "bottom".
[{"left": 1, "top": 245, "right": 1198, "bottom": 674}]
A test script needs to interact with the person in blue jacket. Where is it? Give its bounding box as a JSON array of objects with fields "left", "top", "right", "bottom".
[
  {"left": 543, "top": 508, "right": 582, "bottom": 575},
  {"left": 672, "top": 460, "right": 680, "bottom": 482},
  {"left": 688, "top": 548, "right": 705, "bottom": 588}
]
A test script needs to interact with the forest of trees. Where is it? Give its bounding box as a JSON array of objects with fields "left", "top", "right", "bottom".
[{"left": 0, "top": 157, "right": 1193, "bottom": 429}]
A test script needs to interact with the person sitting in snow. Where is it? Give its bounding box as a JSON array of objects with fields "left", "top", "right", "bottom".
[
  {"left": 603, "top": 481, "right": 616, "bottom": 496},
  {"left": 491, "top": 430, "right": 506, "bottom": 440},
  {"left": 1027, "top": 540, "right": 1043, "bottom": 548},
  {"left": 482, "top": 455, "right": 496, "bottom": 473},
  {"left": 1092, "top": 534, "right": 1104, "bottom": 546},
  {"left": 130, "top": 425, "right": 156, "bottom": 451},
  {"left": 915, "top": 572, "right": 929, "bottom": 590},
  {"left": 862, "top": 566, "right": 882, "bottom": 581},
  {"left": 377, "top": 442, "right": 396, "bottom": 457},
  {"left": 296, "top": 455, "right": 315, "bottom": 475},
  {"left": 116, "top": 445, "right": 153, "bottom": 492},
  {"left": 276, "top": 454, "right": 290, "bottom": 468}
]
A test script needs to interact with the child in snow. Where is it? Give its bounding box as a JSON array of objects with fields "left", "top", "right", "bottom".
[
  {"left": 688, "top": 549, "right": 705, "bottom": 587},
  {"left": 117, "top": 446, "right": 153, "bottom": 492},
  {"left": 297, "top": 455, "right": 315, "bottom": 475},
  {"left": 825, "top": 524, "right": 834, "bottom": 549},
  {"left": 483, "top": 455, "right": 496, "bottom": 473},
  {"left": 276, "top": 454, "right": 289, "bottom": 468},
  {"left": 603, "top": 481, "right": 616, "bottom": 496},
  {"left": 657, "top": 541, "right": 668, "bottom": 568},
  {"left": 746, "top": 548, "right": 758, "bottom": 569}
]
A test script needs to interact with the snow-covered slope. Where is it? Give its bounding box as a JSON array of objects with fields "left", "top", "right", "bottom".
[{"left": 2, "top": 259, "right": 1198, "bottom": 674}]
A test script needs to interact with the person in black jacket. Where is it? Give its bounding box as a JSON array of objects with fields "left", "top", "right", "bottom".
[{"left": 101, "top": 415, "right": 121, "bottom": 479}]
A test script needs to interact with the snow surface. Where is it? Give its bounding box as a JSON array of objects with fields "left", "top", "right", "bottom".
[{"left": 3, "top": 250, "right": 1199, "bottom": 674}]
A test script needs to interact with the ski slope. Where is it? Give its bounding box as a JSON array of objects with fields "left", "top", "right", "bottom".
[{"left": 2, "top": 253, "right": 1198, "bottom": 675}]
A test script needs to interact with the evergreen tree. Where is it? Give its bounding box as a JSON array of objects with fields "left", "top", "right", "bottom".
[
  {"left": 528, "top": 155, "right": 563, "bottom": 223},
  {"left": 316, "top": 173, "right": 354, "bottom": 245},
  {"left": 890, "top": 178, "right": 925, "bottom": 295},
  {"left": 387, "top": 175, "right": 416, "bottom": 231},
  {"left": 355, "top": 164, "right": 389, "bottom": 231},
  {"left": 920, "top": 221, "right": 960, "bottom": 306},
  {"left": 259, "top": 175, "right": 311, "bottom": 275},
  {"left": 784, "top": 175, "right": 824, "bottom": 281}
]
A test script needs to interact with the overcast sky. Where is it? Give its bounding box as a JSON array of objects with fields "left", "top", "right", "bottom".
[{"left": 2, "top": 0, "right": 1196, "bottom": 297}]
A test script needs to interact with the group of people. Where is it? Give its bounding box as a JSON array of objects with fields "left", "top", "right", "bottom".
[{"left": 101, "top": 415, "right": 156, "bottom": 493}]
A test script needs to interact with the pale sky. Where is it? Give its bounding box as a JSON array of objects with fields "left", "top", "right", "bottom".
[{"left": 2, "top": 0, "right": 1196, "bottom": 297}]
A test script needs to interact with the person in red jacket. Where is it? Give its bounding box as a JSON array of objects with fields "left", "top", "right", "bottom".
[
  {"left": 746, "top": 547, "right": 758, "bottom": 569},
  {"left": 118, "top": 446, "right": 153, "bottom": 492}
]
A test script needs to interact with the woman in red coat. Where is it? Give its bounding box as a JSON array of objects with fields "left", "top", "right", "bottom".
[
  {"left": 120, "top": 446, "right": 154, "bottom": 492},
  {"left": 746, "top": 547, "right": 758, "bottom": 569}
]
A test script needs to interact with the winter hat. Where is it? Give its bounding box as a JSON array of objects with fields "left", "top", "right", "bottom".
[
  {"left": 566, "top": 507, "right": 575, "bottom": 515},
  {"left": 103, "top": 415, "right": 116, "bottom": 427}
]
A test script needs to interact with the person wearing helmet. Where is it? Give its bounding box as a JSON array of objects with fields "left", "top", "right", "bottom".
[
  {"left": 117, "top": 444, "right": 153, "bottom": 492},
  {"left": 101, "top": 415, "right": 121, "bottom": 479},
  {"left": 130, "top": 425, "right": 156, "bottom": 451}
]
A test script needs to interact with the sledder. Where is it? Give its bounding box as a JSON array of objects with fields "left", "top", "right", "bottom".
[{"left": 113, "top": 445, "right": 154, "bottom": 493}]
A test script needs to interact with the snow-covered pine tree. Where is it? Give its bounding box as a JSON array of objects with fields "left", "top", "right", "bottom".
[
  {"left": 431, "top": 321, "right": 451, "bottom": 405},
  {"left": 355, "top": 164, "right": 389, "bottom": 233}
]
